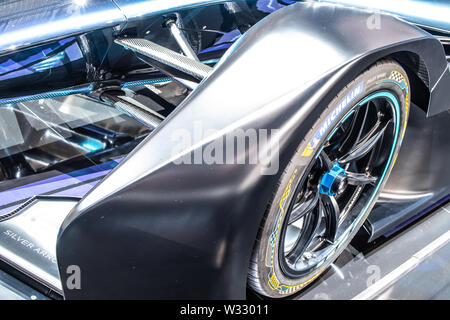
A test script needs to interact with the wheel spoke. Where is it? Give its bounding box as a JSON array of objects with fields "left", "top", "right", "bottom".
[
  {"left": 339, "top": 104, "right": 369, "bottom": 153},
  {"left": 353, "top": 103, "right": 370, "bottom": 147},
  {"left": 320, "top": 194, "right": 339, "bottom": 244},
  {"left": 338, "top": 120, "right": 390, "bottom": 164},
  {"left": 365, "top": 120, "right": 391, "bottom": 171},
  {"left": 319, "top": 152, "right": 333, "bottom": 171},
  {"left": 338, "top": 108, "right": 360, "bottom": 153},
  {"left": 286, "top": 208, "right": 320, "bottom": 265},
  {"left": 288, "top": 191, "right": 319, "bottom": 224},
  {"left": 346, "top": 171, "right": 378, "bottom": 186}
]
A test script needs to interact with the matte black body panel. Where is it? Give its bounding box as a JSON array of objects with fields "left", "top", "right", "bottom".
[
  {"left": 429, "top": 67, "right": 450, "bottom": 116},
  {"left": 367, "top": 103, "right": 450, "bottom": 240},
  {"left": 56, "top": 3, "right": 450, "bottom": 299}
]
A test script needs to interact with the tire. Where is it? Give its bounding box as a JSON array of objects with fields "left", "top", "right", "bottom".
[{"left": 248, "top": 59, "right": 410, "bottom": 298}]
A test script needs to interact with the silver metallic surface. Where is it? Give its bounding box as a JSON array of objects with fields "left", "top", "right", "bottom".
[
  {"left": 101, "top": 92, "right": 164, "bottom": 129},
  {"left": 0, "top": 197, "right": 77, "bottom": 293},
  {"left": 0, "top": 0, "right": 228, "bottom": 55},
  {"left": 113, "top": 0, "right": 228, "bottom": 19},
  {"left": 319, "top": 0, "right": 450, "bottom": 33},
  {"left": 2, "top": 0, "right": 448, "bottom": 58},
  {"left": 115, "top": 38, "right": 212, "bottom": 80},
  {"left": 167, "top": 19, "right": 200, "bottom": 61},
  {"left": 0, "top": 0, "right": 124, "bottom": 55}
]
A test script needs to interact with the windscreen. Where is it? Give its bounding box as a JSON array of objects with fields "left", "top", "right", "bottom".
[{"left": 0, "top": 95, "right": 151, "bottom": 216}]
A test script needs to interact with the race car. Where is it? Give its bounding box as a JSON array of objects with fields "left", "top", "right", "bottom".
[{"left": 0, "top": 0, "right": 448, "bottom": 299}]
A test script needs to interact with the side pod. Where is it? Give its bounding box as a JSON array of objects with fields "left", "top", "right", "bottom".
[{"left": 57, "top": 2, "right": 450, "bottom": 299}]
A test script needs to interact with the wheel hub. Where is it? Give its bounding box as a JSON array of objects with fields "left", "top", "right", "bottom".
[{"left": 319, "top": 163, "right": 347, "bottom": 196}]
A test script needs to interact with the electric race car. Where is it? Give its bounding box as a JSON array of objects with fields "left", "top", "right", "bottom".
[{"left": 0, "top": 0, "right": 448, "bottom": 299}]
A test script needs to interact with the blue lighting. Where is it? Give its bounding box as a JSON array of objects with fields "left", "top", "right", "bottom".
[
  {"left": 0, "top": 86, "right": 92, "bottom": 105},
  {"left": 81, "top": 139, "right": 105, "bottom": 153},
  {"left": 121, "top": 78, "right": 173, "bottom": 88},
  {"left": 31, "top": 51, "right": 66, "bottom": 72}
]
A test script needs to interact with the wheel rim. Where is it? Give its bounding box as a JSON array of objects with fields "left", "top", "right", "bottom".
[{"left": 279, "top": 91, "right": 400, "bottom": 277}]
